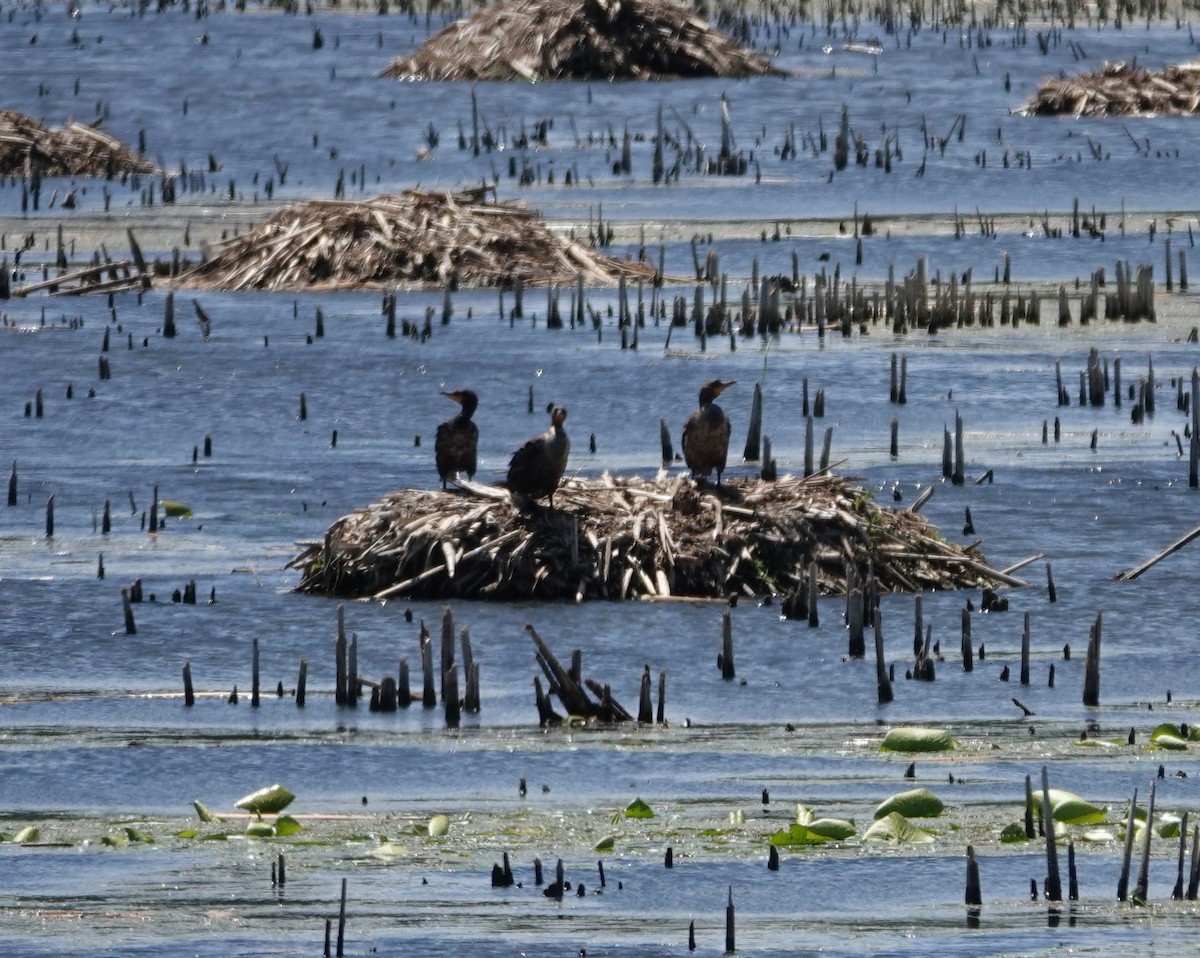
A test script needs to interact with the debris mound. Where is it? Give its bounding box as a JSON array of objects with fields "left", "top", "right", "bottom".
[
  {"left": 178, "top": 188, "right": 651, "bottom": 291},
  {"left": 289, "top": 473, "right": 1013, "bottom": 602},
  {"left": 1025, "top": 60, "right": 1200, "bottom": 116},
  {"left": 381, "top": 0, "right": 784, "bottom": 82},
  {"left": 0, "top": 110, "right": 158, "bottom": 177}
]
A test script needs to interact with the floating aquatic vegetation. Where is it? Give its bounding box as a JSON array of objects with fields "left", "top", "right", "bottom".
[
  {"left": 879, "top": 727, "right": 956, "bottom": 753},
  {"left": 235, "top": 784, "right": 296, "bottom": 817},
  {"left": 875, "top": 788, "right": 945, "bottom": 820},
  {"left": 625, "top": 798, "right": 655, "bottom": 819},
  {"left": 1031, "top": 788, "right": 1106, "bottom": 826},
  {"left": 862, "top": 812, "right": 934, "bottom": 844}
]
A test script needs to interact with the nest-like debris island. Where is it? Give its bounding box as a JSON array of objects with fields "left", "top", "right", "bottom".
[
  {"left": 178, "top": 188, "right": 651, "bottom": 291},
  {"left": 0, "top": 110, "right": 159, "bottom": 177},
  {"left": 381, "top": 0, "right": 785, "bottom": 82},
  {"left": 1025, "top": 60, "right": 1200, "bottom": 116},
  {"left": 290, "top": 473, "right": 1015, "bottom": 602}
]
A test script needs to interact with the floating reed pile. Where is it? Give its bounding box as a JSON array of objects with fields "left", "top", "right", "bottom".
[
  {"left": 290, "top": 473, "right": 1011, "bottom": 602},
  {"left": 380, "top": 0, "right": 784, "bottom": 81},
  {"left": 0, "top": 110, "right": 158, "bottom": 177},
  {"left": 178, "top": 188, "right": 651, "bottom": 291},
  {"left": 1025, "top": 61, "right": 1200, "bottom": 116}
]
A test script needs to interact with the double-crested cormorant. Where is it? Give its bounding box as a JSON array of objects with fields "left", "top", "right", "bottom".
[
  {"left": 682, "top": 379, "right": 735, "bottom": 483},
  {"left": 507, "top": 404, "right": 570, "bottom": 506},
  {"left": 435, "top": 389, "right": 478, "bottom": 489}
]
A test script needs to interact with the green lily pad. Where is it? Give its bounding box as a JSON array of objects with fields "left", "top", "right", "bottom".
[
  {"left": 594, "top": 835, "right": 616, "bottom": 852},
  {"left": 1159, "top": 814, "right": 1184, "bottom": 839},
  {"left": 863, "top": 812, "right": 935, "bottom": 844},
  {"left": 193, "top": 800, "right": 222, "bottom": 823},
  {"left": 161, "top": 500, "right": 193, "bottom": 517},
  {"left": 235, "top": 784, "right": 295, "bottom": 816},
  {"left": 1150, "top": 724, "right": 1189, "bottom": 750},
  {"left": 806, "top": 818, "right": 857, "bottom": 840},
  {"left": 1082, "top": 828, "right": 1118, "bottom": 842},
  {"left": 770, "top": 824, "right": 818, "bottom": 846},
  {"left": 1032, "top": 788, "right": 1105, "bottom": 825},
  {"left": 999, "top": 822, "right": 1031, "bottom": 843},
  {"left": 123, "top": 826, "right": 155, "bottom": 843},
  {"left": 101, "top": 834, "right": 128, "bottom": 848},
  {"left": 273, "top": 815, "right": 303, "bottom": 837},
  {"left": 11, "top": 826, "right": 40, "bottom": 844},
  {"left": 880, "top": 727, "right": 955, "bottom": 753},
  {"left": 875, "top": 788, "right": 945, "bottom": 819},
  {"left": 624, "top": 798, "right": 655, "bottom": 819},
  {"left": 427, "top": 814, "right": 450, "bottom": 837},
  {"left": 246, "top": 820, "right": 275, "bottom": 838},
  {"left": 176, "top": 828, "right": 200, "bottom": 839}
]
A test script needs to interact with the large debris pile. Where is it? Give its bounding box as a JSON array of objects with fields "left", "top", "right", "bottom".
[
  {"left": 289, "top": 473, "right": 1014, "bottom": 602},
  {"left": 1025, "top": 60, "right": 1200, "bottom": 116},
  {"left": 381, "top": 0, "right": 784, "bottom": 81},
  {"left": 0, "top": 110, "right": 158, "bottom": 176},
  {"left": 178, "top": 189, "right": 651, "bottom": 291}
]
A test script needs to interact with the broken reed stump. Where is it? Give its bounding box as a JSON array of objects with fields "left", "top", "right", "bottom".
[
  {"left": 290, "top": 474, "right": 1015, "bottom": 602},
  {"left": 380, "top": 0, "right": 786, "bottom": 82},
  {"left": 529, "top": 623, "right": 639, "bottom": 724},
  {"left": 178, "top": 189, "right": 654, "bottom": 292}
]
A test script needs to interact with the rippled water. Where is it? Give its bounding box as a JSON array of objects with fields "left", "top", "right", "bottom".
[{"left": 3, "top": 4, "right": 1200, "bottom": 957}]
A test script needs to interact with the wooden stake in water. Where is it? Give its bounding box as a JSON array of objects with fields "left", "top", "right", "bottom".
[
  {"left": 182, "top": 661, "right": 194, "bottom": 707},
  {"left": 1133, "top": 780, "right": 1157, "bottom": 903},
  {"left": 334, "top": 606, "right": 347, "bottom": 706},
  {"left": 720, "top": 610, "right": 735, "bottom": 680},
  {"left": 335, "top": 877, "right": 348, "bottom": 957},
  {"left": 742, "top": 382, "right": 762, "bottom": 462},
  {"left": 251, "top": 636, "right": 260, "bottom": 708},
  {"left": 121, "top": 586, "right": 136, "bottom": 635},
  {"left": 440, "top": 605, "right": 455, "bottom": 702},
  {"left": 1020, "top": 612, "right": 1031, "bottom": 685},
  {"left": 296, "top": 656, "right": 307, "bottom": 708},
  {"left": 965, "top": 845, "right": 982, "bottom": 907},
  {"left": 1172, "top": 811, "right": 1188, "bottom": 900},
  {"left": 638, "top": 665, "right": 652, "bottom": 722},
  {"left": 724, "top": 886, "right": 735, "bottom": 954},
  {"left": 953, "top": 410, "right": 965, "bottom": 485},
  {"left": 1041, "top": 766, "right": 1062, "bottom": 902},
  {"left": 1117, "top": 789, "right": 1138, "bottom": 902},
  {"left": 875, "top": 611, "right": 893, "bottom": 704},
  {"left": 1082, "top": 611, "right": 1102, "bottom": 706}
]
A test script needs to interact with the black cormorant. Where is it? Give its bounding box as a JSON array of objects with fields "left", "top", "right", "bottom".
[
  {"left": 435, "top": 389, "right": 479, "bottom": 489},
  {"left": 507, "top": 404, "right": 570, "bottom": 506},
  {"left": 682, "top": 379, "right": 735, "bottom": 483}
]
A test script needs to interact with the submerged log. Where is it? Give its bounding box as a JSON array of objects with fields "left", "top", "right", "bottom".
[{"left": 290, "top": 473, "right": 1012, "bottom": 602}]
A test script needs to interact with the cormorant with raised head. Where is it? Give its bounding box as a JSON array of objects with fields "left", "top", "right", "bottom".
[
  {"left": 435, "top": 389, "right": 479, "bottom": 489},
  {"left": 682, "top": 379, "right": 735, "bottom": 483},
  {"left": 507, "top": 404, "right": 570, "bottom": 506}
]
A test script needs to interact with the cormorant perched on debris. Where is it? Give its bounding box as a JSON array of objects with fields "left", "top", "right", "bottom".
[
  {"left": 507, "top": 404, "right": 570, "bottom": 506},
  {"left": 435, "top": 389, "right": 478, "bottom": 489},
  {"left": 682, "top": 379, "right": 735, "bottom": 483}
]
